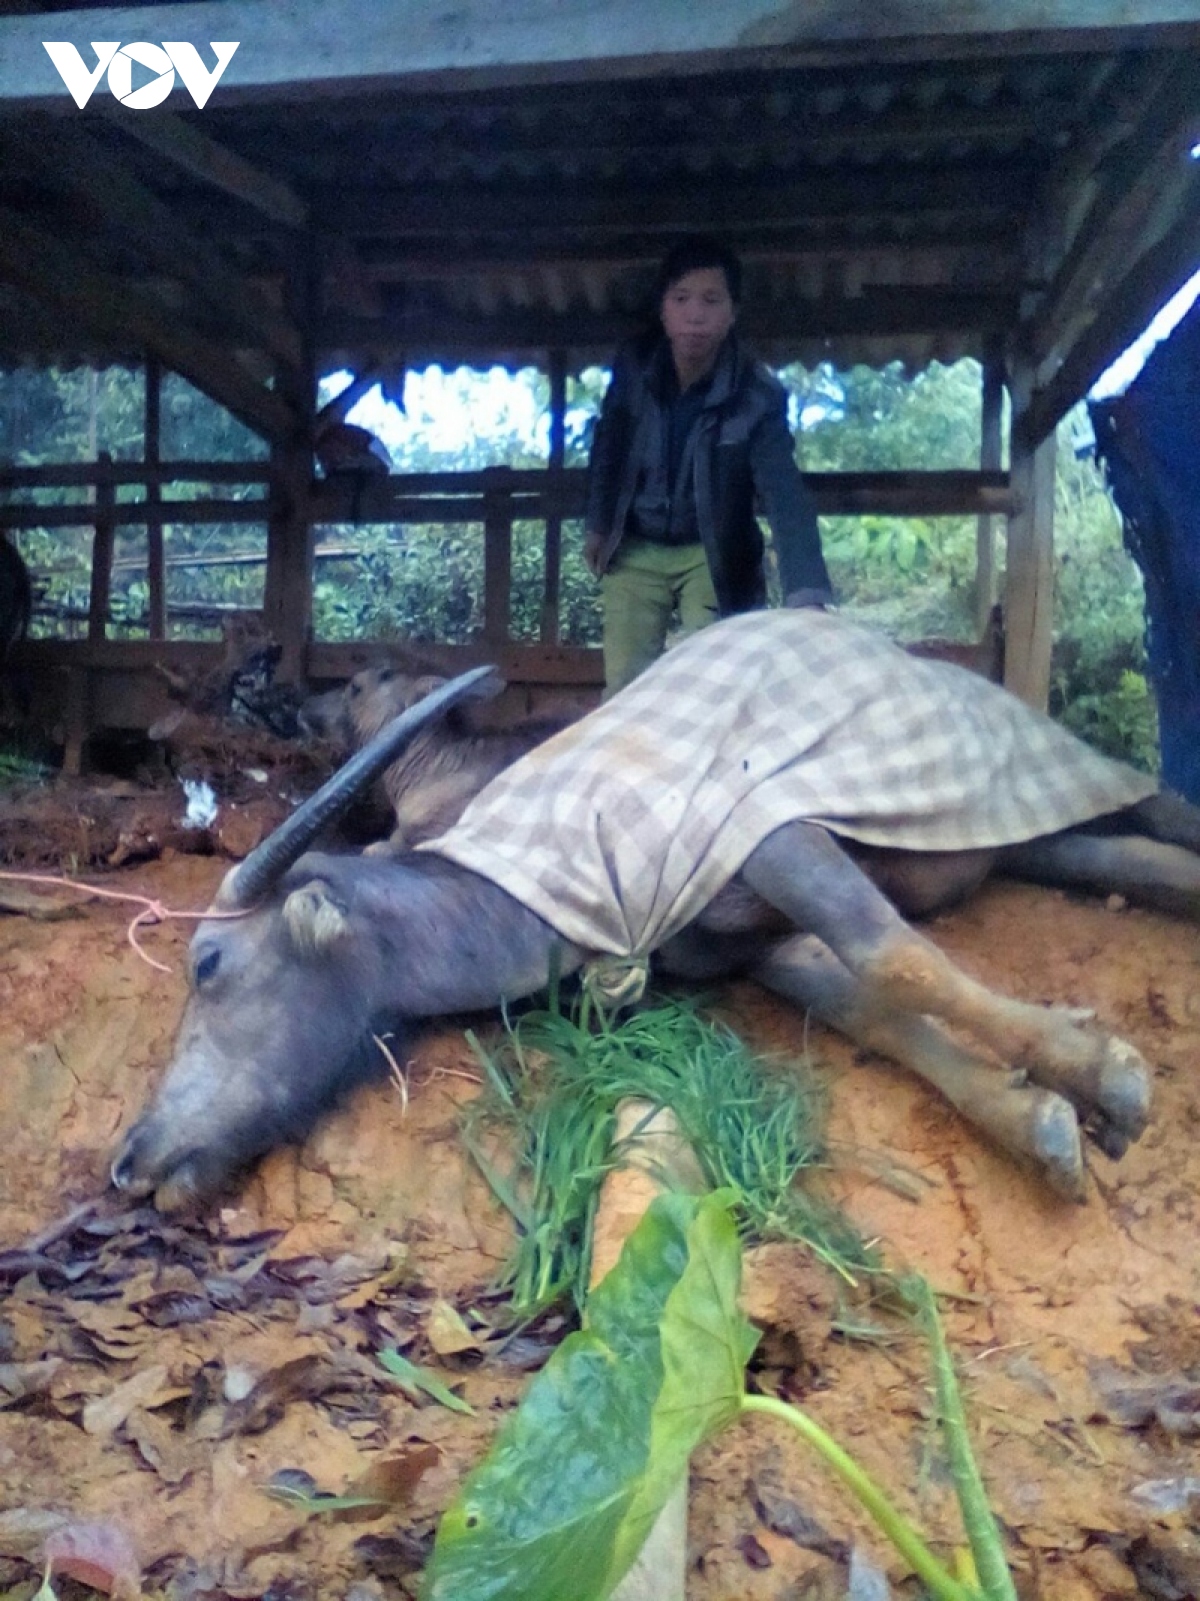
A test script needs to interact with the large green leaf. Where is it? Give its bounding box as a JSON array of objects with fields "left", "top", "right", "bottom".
[{"left": 421, "top": 1191, "right": 756, "bottom": 1601}]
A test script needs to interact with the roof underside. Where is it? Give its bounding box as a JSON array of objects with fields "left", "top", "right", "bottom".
[{"left": 0, "top": 4, "right": 1197, "bottom": 440}]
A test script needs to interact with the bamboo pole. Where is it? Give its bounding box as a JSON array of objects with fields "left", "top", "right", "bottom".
[{"left": 589, "top": 1100, "right": 706, "bottom": 1601}]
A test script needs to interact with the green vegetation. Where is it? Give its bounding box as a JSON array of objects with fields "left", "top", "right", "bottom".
[
  {"left": 423, "top": 1192, "right": 1014, "bottom": 1601},
  {"left": 461, "top": 994, "right": 872, "bottom": 1317},
  {"left": 0, "top": 358, "right": 1156, "bottom": 767}
]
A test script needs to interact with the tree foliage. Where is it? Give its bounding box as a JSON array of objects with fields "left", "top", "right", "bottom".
[{"left": 0, "top": 357, "right": 1155, "bottom": 767}]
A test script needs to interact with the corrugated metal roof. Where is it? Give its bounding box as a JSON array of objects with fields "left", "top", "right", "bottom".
[{"left": 0, "top": 43, "right": 1192, "bottom": 380}]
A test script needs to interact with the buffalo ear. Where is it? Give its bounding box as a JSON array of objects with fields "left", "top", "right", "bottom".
[{"left": 282, "top": 880, "right": 351, "bottom": 953}]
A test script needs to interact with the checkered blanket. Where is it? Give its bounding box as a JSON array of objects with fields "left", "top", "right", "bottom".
[{"left": 421, "top": 610, "right": 1157, "bottom": 958}]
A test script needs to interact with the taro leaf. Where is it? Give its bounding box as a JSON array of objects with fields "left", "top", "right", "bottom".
[
  {"left": 378, "top": 1348, "right": 475, "bottom": 1415},
  {"left": 421, "top": 1190, "right": 756, "bottom": 1601}
]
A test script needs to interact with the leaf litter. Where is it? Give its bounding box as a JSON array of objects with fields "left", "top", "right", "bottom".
[{"left": 2, "top": 857, "right": 1200, "bottom": 1597}]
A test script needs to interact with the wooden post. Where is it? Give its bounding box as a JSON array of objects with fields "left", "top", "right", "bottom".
[
  {"left": 264, "top": 441, "right": 313, "bottom": 682},
  {"left": 483, "top": 467, "right": 513, "bottom": 649},
  {"left": 1004, "top": 361, "right": 1057, "bottom": 709},
  {"left": 541, "top": 349, "right": 567, "bottom": 645},
  {"left": 88, "top": 450, "right": 115, "bottom": 644},
  {"left": 145, "top": 357, "right": 167, "bottom": 639},
  {"left": 61, "top": 667, "right": 90, "bottom": 777},
  {"left": 264, "top": 249, "right": 315, "bottom": 682},
  {"left": 975, "top": 337, "right": 1005, "bottom": 634}
]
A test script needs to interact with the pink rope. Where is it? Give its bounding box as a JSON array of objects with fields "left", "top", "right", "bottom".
[{"left": 0, "top": 868, "right": 250, "bottom": 973}]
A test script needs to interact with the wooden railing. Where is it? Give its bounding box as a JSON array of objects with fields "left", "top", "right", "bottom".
[{"left": 2, "top": 455, "right": 1012, "bottom": 765}]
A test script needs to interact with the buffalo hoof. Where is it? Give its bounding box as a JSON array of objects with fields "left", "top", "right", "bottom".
[
  {"left": 1092, "top": 1037, "right": 1152, "bottom": 1143},
  {"left": 1029, "top": 1093, "right": 1087, "bottom": 1203}
]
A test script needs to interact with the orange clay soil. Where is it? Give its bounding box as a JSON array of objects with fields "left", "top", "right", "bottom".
[{"left": 1, "top": 854, "right": 1198, "bottom": 1600}]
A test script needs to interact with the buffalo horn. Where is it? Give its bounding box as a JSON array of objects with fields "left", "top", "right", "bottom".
[{"left": 217, "top": 664, "right": 500, "bottom": 908}]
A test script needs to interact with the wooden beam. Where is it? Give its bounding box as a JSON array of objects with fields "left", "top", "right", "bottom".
[
  {"left": 105, "top": 110, "right": 308, "bottom": 229},
  {"left": 87, "top": 453, "right": 116, "bottom": 644},
  {"left": 1029, "top": 58, "right": 1200, "bottom": 368},
  {"left": 482, "top": 472, "right": 514, "bottom": 648},
  {"left": 319, "top": 287, "right": 1016, "bottom": 360},
  {"left": 0, "top": 207, "right": 296, "bottom": 443},
  {"left": 145, "top": 357, "right": 167, "bottom": 639},
  {"left": 1018, "top": 174, "right": 1200, "bottom": 446},
  {"left": 6, "top": 2, "right": 1200, "bottom": 108},
  {"left": 5, "top": 116, "right": 304, "bottom": 375},
  {"left": 264, "top": 249, "right": 317, "bottom": 681},
  {"left": 975, "top": 336, "right": 1006, "bottom": 631},
  {"left": 0, "top": 461, "right": 271, "bottom": 488},
  {"left": 542, "top": 348, "right": 567, "bottom": 645},
  {"left": 304, "top": 163, "right": 1036, "bottom": 239},
  {"left": 356, "top": 230, "right": 1017, "bottom": 277},
  {"left": 315, "top": 364, "right": 382, "bottom": 427},
  {"left": 307, "top": 100, "right": 1084, "bottom": 176}
]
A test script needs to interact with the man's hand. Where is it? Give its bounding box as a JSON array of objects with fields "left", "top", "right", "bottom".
[{"left": 583, "top": 528, "right": 607, "bottom": 578}]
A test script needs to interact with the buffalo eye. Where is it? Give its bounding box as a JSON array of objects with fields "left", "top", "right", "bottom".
[{"left": 193, "top": 947, "right": 221, "bottom": 988}]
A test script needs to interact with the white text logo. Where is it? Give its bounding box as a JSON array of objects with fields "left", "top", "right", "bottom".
[{"left": 42, "top": 42, "right": 240, "bottom": 110}]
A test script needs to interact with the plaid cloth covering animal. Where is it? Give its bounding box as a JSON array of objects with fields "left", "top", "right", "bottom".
[{"left": 422, "top": 610, "right": 1157, "bottom": 959}]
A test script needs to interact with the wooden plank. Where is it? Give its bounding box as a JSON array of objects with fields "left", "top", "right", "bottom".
[
  {"left": 15, "top": 634, "right": 606, "bottom": 689},
  {"left": 1, "top": 468, "right": 1013, "bottom": 530},
  {"left": 0, "top": 461, "right": 271, "bottom": 488},
  {"left": 6, "top": 3, "right": 1200, "bottom": 108},
  {"left": 1004, "top": 367, "right": 1057, "bottom": 709},
  {"left": 105, "top": 110, "right": 308, "bottom": 229},
  {"left": 0, "top": 208, "right": 295, "bottom": 444},
  {"left": 0, "top": 500, "right": 273, "bottom": 531},
  {"left": 1019, "top": 177, "right": 1200, "bottom": 447}
]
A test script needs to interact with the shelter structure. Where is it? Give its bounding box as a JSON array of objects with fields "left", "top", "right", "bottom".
[{"left": 1, "top": 2, "right": 1199, "bottom": 763}]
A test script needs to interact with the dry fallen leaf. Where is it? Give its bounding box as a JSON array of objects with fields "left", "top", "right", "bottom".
[
  {"left": 338, "top": 1444, "right": 441, "bottom": 1522},
  {"left": 425, "top": 1300, "right": 481, "bottom": 1357},
  {"left": 44, "top": 1519, "right": 141, "bottom": 1599},
  {"left": 82, "top": 1364, "right": 170, "bottom": 1437}
]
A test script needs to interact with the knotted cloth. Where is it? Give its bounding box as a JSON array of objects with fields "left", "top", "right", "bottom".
[{"left": 421, "top": 610, "right": 1156, "bottom": 960}]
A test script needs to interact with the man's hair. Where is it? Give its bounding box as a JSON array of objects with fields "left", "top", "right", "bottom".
[{"left": 654, "top": 235, "right": 743, "bottom": 306}]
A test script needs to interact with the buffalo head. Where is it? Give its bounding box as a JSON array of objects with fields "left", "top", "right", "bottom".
[{"left": 111, "top": 666, "right": 498, "bottom": 1210}]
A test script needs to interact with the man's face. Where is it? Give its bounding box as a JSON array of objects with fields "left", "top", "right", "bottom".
[{"left": 660, "top": 266, "right": 737, "bottom": 374}]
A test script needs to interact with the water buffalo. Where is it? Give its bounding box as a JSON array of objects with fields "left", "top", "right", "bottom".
[
  {"left": 301, "top": 663, "right": 574, "bottom": 850},
  {"left": 112, "top": 611, "right": 1200, "bottom": 1212}
]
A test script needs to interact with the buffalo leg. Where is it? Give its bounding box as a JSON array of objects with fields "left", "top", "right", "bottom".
[
  {"left": 1129, "top": 791, "right": 1200, "bottom": 853},
  {"left": 1001, "top": 830, "right": 1200, "bottom": 920},
  {"left": 739, "top": 822, "right": 1150, "bottom": 1154},
  {"left": 753, "top": 935, "right": 1087, "bottom": 1198}
]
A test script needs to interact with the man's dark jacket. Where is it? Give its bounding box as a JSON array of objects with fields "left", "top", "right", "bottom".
[{"left": 584, "top": 333, "right": 832, "bottom": 614}]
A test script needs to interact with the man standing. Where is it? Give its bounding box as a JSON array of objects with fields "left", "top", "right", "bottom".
[{"left": 584, "top": 236, "right": 833, "bottom": 695}]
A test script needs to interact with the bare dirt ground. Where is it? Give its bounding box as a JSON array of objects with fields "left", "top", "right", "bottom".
[{"left": 1, "top": 851, "right": 1198, "bottom": 1600}]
